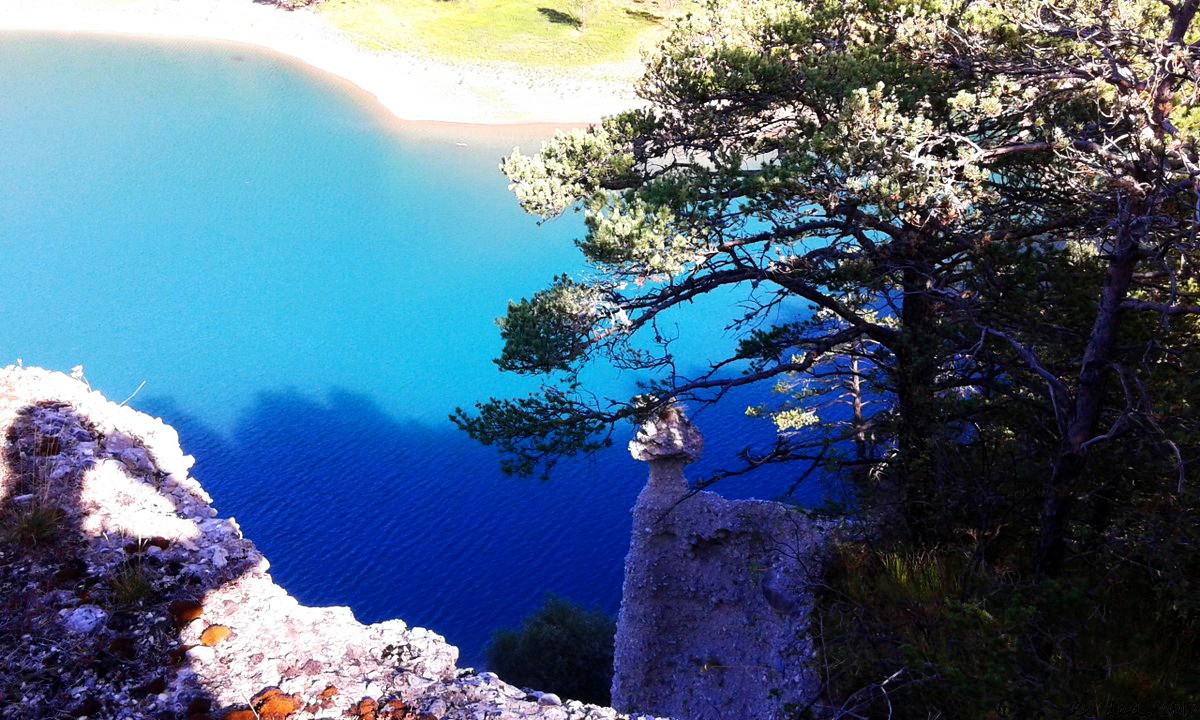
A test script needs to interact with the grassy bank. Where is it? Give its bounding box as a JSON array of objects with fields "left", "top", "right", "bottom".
[{"left": 317, "top": 0, "right": 685, "bottom": 67}]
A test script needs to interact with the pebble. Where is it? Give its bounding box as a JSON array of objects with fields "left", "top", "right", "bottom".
[
  {"left": 209, "top": 546, "right": 228, "bottom": 569},
  {"left": 105, "top": 432, "right": 135, "bottom": 454},
  {"left": 61, "top": 605, "right": 107, "bottom": 634},
  {"left": 119, "top": 447, "right": 154, "bottom": 474},
  {"left": 539, "top": 694, "right": 563, "bottom": 707}
]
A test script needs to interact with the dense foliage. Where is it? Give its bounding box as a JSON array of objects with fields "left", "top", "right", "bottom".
[
  {"left": 486, "top": 595, "right": 616, "bottom": 705},
  {"left": 456, "top": 0, "right": 1200, "bottom": 713}
]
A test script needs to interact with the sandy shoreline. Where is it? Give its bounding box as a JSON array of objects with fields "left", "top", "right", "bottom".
[{"left": 0, "top": 0, "right": 642, "bottom": 126}]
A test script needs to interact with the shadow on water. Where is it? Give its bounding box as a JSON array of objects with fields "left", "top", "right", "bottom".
[
  {"left": 136, "top": 385, "right": 840, "bottom": 666},
  {"left": 139, "top": 389, "right": 644, "bottom": 667}
]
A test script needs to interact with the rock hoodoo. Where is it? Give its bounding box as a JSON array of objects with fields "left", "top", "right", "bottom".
[
  {"left": 613, "top": 408, "right": 830, "bottom": 720},
  {"left": 0, "top": 366, "right": 659, "bottom": 720}
]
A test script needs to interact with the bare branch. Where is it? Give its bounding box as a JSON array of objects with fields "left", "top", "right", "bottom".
[
  {"left": 1119, "top": 299, "right": 1200, "bottom": 315},
  {"left": 979, "top": 327, "right": 1071, "bottom": 427}
]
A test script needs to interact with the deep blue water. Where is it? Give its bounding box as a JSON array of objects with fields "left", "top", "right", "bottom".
[{"left": 0, "top": 33, "right": 829, "bottom": 664}]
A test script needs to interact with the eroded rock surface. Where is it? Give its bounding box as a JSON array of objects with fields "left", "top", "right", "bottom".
[
  {"left": 613, "top": 409, "right": 835, "bottom": 720},
  {"left": 0, "top": 366, "right": 660, "bottom": 720}
]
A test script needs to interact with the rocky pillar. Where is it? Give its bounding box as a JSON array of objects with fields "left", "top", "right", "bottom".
[
  {"left": 611, "top": 408, "right": 703, "bottom": 715},
  {"left": 612, "top": 408, "right": 825, "bottom": 720}
]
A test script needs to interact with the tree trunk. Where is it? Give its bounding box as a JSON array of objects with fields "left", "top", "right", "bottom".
[
  {"left": 1036, "top": 223, "right": 1140, "bottom": 576},
  {"left": 1035, "top": 0, "right": 1197, "bottom": 577},
  {"left": 895, "top": 268, "right": 940, "bottom": 541}
]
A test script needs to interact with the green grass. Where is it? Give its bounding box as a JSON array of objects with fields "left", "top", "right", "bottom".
[
  {"left": 110, "top": 560, "right": 155, "bottom": 607},
  {"left": 317, "top": 0, "right": 686, "bottom": 67},
  {"left": 3, "top": 501, "right": 63, "bottom": 547},
  {"left": 816, "top": 543, "right": 1200, "bottom": 717}
]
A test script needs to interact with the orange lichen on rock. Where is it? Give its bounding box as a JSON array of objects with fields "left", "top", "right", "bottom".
[
  {"left": 169, "top": 599, "right": 203, "bottom": 624},
  {"left": 349, "top": 697, "right": 378, "bottom": 720},
  {"left": 199, "top": 624, "right": 231, "bottom": 646},
  {"left": 316, "top": 684, "right": 340, "bottom": 709},
  {"left": 251, "top": 687, "right": 300, "bottom": 720},
  {"left": 220, "top": 710, "right": 256, "bottom": 720},
  {"left": 350, "top": 697, "right": 410, "bottom": 720}
]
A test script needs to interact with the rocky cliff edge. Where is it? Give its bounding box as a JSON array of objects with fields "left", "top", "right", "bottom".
[{"left": 0, "top": 366, "right": 655, "bottom": 720}]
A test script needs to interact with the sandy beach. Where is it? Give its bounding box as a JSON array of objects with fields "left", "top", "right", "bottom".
[{"left": 0, "top": 0, "right": 643, "bottom": 125}]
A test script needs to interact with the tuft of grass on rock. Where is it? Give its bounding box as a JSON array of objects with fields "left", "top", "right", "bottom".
[
  {"left": 3, "top": 500, "right": 64, "bottom": 547},
  {"left": 110, "top": 561, "right": 155, "bottom": 607}
]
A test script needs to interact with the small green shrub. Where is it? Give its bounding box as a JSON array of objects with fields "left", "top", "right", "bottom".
[{"left": 486, "top": 594, "right": 615, "bottom": 705}]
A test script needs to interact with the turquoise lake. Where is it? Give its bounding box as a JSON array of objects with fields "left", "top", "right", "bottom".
[{"left": 0, "top": 33, "right": 825, "bottom": 664}]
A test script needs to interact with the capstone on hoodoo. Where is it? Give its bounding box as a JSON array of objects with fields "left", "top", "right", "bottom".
[{"left": 0, "top": 366, "right": 661, "bottom": 720}]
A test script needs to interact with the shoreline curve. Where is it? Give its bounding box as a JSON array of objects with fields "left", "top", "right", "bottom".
[{"left": 0, "top": 0, "right": 642, "bottom": 127}]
